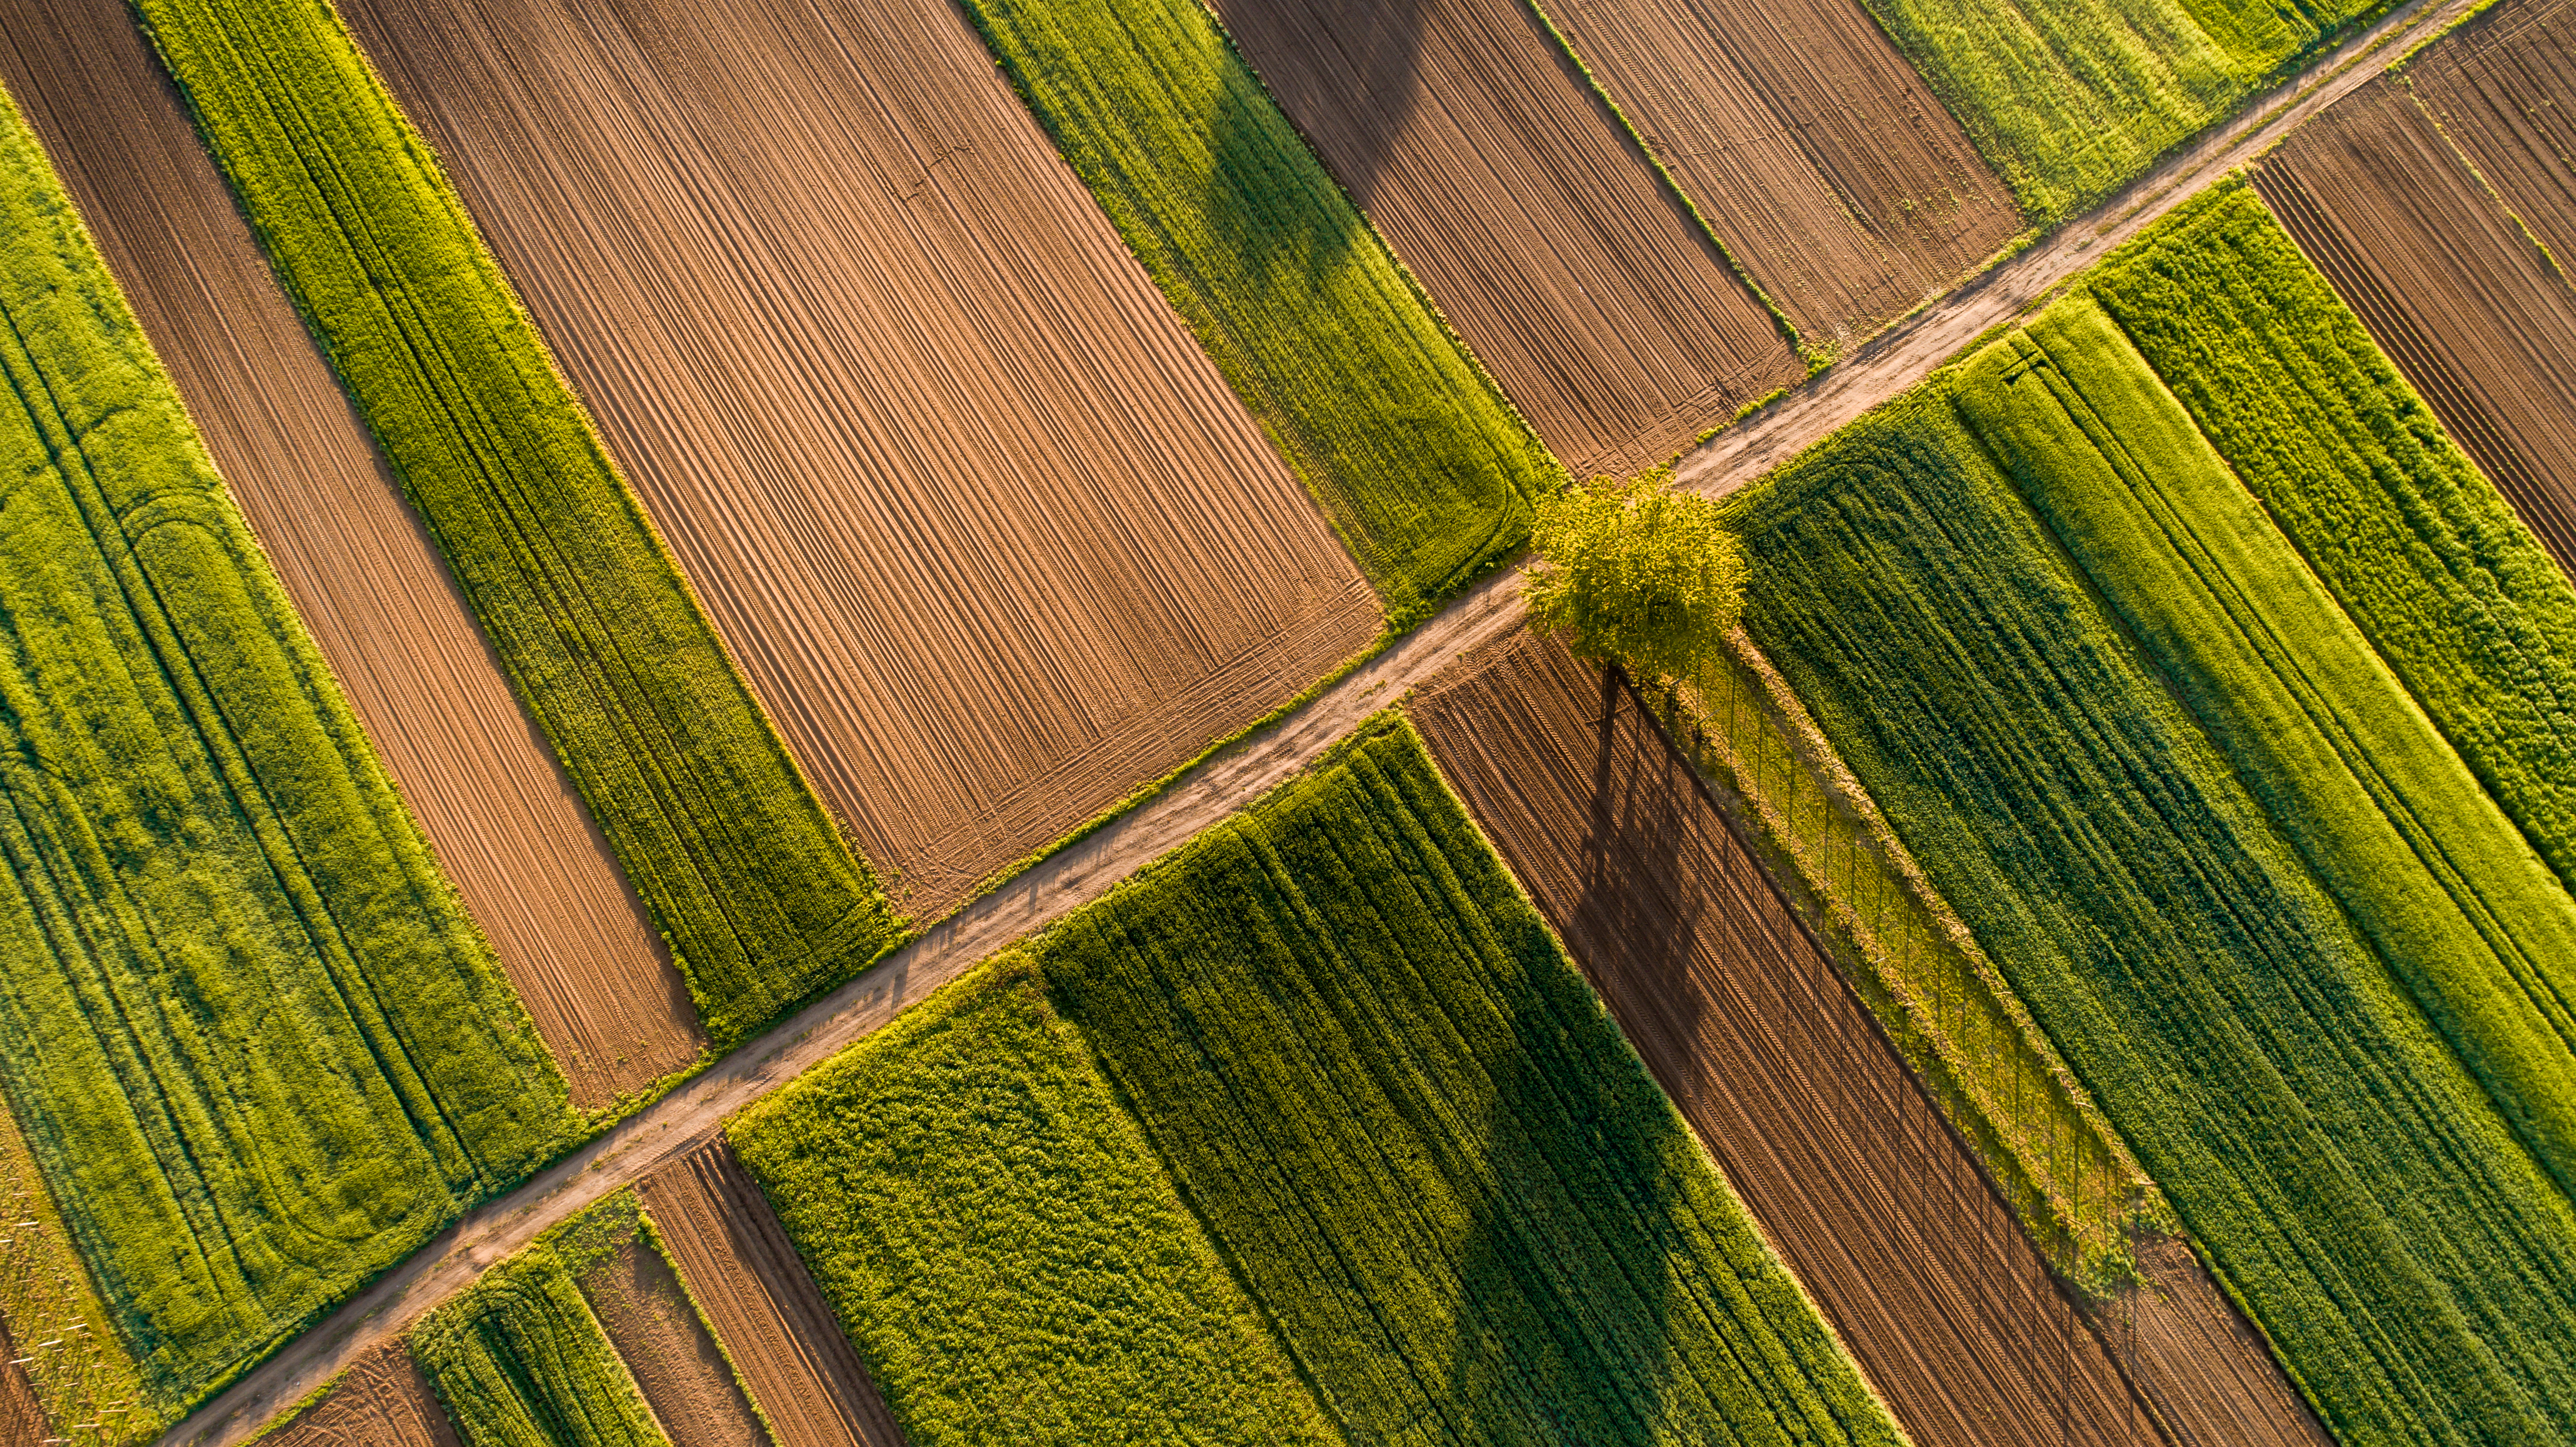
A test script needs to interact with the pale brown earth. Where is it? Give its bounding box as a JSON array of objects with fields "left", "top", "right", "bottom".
[
  {"left": 251, "top": 1344, "right": 459, "bottom": 1447},
  {"left": 2256, "top": 62, "right": 2576, "bottom": 569},
  {"left": 2412, "top": 0, "right": 2576, "bottom": 269},
  {"left": 2090, "top": 1237, "right": 2334, "bottom": 1447},
  {"left": 1210, "top": 0, "right": 1802, "bottom": 476},
  {"left": 578, "top": 1242, "right": 769, "bottom": 1447},
  {"left": 0, "top": 0, "right": 703, "bottom": 1110},
  {"left": 0, "top": 1324, "right": 40, "bottom": 1447},
  {"left": 637, "top": 1144, "right": 903, "bottom": 1447},
  {"left": 1539, "top": 0, "right": 2019, "bottom": 346},
  {"left": 335, "top": 0, "right": 1380, "bottom": 920},
  {"left": 150, "top": 5, "right": 2483, "bottom": 1440}
]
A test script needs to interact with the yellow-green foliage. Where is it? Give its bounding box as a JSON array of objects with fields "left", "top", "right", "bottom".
[
  {"left": 1732, "top": 370, "right": 2576, "bottom": 1444},
  {"left": 1037, "top": 722, "right": 1901, "bottom": 1447},
  {"left": 2093, "top": 186, "right": 2576, "bottom": 933},
  {"left": 0, "top": 1100, "right": 158, "bottom": 1446},
  {"left": 1960, "top": 293, "right": 2576, "bottom": 1199},
  {"left": 731, "top": 960, "right": 1336, "bottom": 1447},
  {"left": 1526, "top": 469, "right": 1744, "bottom": 685},
  {"left": 1862, "top": 0, "right": 2385, "bottom": 220},
  {"left": 0, "top": 85, "right": 573, "bottom": 1417},
  {"left": 957, "top": 0, "right": 1554, "bottom": 622},
  {"left": 131, "top": 0, "right": 899, "bottom": 1043},
  {"left": 412, "top": 1212, "right": 667, "bottom": 1447}
]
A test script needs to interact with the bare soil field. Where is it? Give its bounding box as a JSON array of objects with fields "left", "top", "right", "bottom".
[
  {"left": 2255, "top": 66, "right": 2576, "bottom": 568},
  {"left": 2099, "top": 1237, "right": 2332, "bottom": 1447},
  {"left": 335, "top": 0, "right": 1379, "bottom": 918},
  {"left": 1210, "top": 0, "right": 1802, "bottom": 475},
  {"left": 1538, "top": 0, "right": 2019, "bottom": 346},
  {"left": 1410, "top": 629, "right": 2324, "bottom": 1447},
  {"left": 638, "top": 1143, "right": 904, "bottom": 1447},
  {"left": 2412, "top": 0, "right": 2576, "bottom": 267},
  {"left": 0, "top": 0, "right": 702, "bottom": 1110},
  {"left": 256, "top": 1344, "right": 460, "bottom": 1447},
  {"left": 0, "top": 1331, "right": 37, "bottom": 1447},
  {"left": 579, "top": 1241, "right": 768, "bottom": 1447}
]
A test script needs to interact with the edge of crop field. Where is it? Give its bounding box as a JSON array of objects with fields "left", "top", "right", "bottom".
[{"left": 627, "top": 1209, "right": 789, "bottom": 1447}]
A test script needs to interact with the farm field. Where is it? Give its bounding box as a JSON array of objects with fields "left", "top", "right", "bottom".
[
  {"left": 1412, "top": 629, "right": 2325, "bottom": 1447},
  {"left": 2255, "top": 1, "right": 2576, "bottom": 571},
  {"left": 958, "top": 0, "right": 1557, "bottom": 620},
  {"left": 133, "top": 0, "right": 901, "bottom": 1044},
  {"left": 1535, "top": 0, "right": 2019, "bottom": 345},
  {"left": 1731, "top": 361, "right": 2576, "bottom": 1445},
  {"left": 255, "top": 1344, "right": 460, "bottom": 1447},
  {"left": 1864, "top": 0, "right": 2388, "bottom": 219},
  {"left": 0, "top": 0, "right": 702, "bottom": 1110},
  {"left": 0, "top": 80, "right": 574, "bottom": 1430},
  {"left": 573, "top": 1224, "right": 768, "bottom": 1445},
  {"left": 325, "top": 0, "right": 1381, "bottom": 920},
  {"left": 636, "top": 1143, "right": 905, "bottom": 1447},
  {"left": 1210, "top": 0, "right": 1803, "bottom": 475}
]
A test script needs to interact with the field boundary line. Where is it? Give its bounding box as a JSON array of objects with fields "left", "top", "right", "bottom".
[{"left": 148, "top": 0, "right": 2477, "bottom": 1436}]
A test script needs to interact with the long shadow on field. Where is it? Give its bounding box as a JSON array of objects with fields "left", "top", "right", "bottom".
[{"left": 1212, "top": 0, "right": 1431, "bottom": 212}]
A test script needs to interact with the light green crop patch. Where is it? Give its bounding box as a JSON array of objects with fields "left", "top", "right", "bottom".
[
  {"left": 730, "top": 957, "right": 1336, "bottom": 1447},
  {"left": 958, "top": 0, "right": 1556, "bottom": 623},
  {"left": 132, "top": 0, "right": 900, "bottom": 1044},
  {"left": 0, "top": 82, "right": 574, "bottom": 1419}
]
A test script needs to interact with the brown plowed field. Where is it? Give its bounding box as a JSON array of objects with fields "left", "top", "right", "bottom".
[
  {"left": 580, "top": 1241, "right": 769, "bottom": 1447},
  {"left": 639, "top": 1143, "right": 905, "bottom": 1447},
  {"left": 2255, "top": 67, "right": 2576, "bottom": 569},
  {"left": 256, "top": 1344, "right": 459, "bottom": 1447},
  {"left": 0, "top": 1328, "right": 38, "bottom": 1447},
  {"left": 335, "top": 0, "right": 1380, "bottom": 919},
  {"left": 1537, "top": 0, "right": 2018, "bottom": 346},
  {"left": 1410, "top": 630, "right": 2324, "bottom": 1447},
  {"left": 1210, "top": 0, "right": 1802, "bottom": 476},
  {"left": 0, "top": 0, "right": 703, "bottom": 1109},
  {"left": 2098, "top": 1237, "right": 2332, "bottom": 1447},
  {"left": 2412, "top": 0, "right": 2576, "bottom": 271}
]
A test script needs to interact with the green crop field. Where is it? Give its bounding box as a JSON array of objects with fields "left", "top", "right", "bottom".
[
  {"left": 1039, "top": 722, "right": 1899, "bottom": 1446},
  {"left": 0, "top": 85, "right": 572, "bottom": 1418},
  {"left": 731, "top": 958, "right": 1336, "bottom": 1447},
  {"left": 412, "top": 1201, "right": 669, "bottom": 1447},
  {"left": 131, "top": 0, "right": 899, "bottom": 1044},
  {"left": 2092, "top": 186, "right": 2576, "bottom": 933},
  {"left": 958, "top": 0, "right": 1556, "bottom": 622},
  {"left": 1957, "top": 293, "right": 2576, "bottom": 1198},
  {"left": 1729, "top": 377, "right": 2576, "bottom": 1444},
  {"left": 1860, "top": 0, "right": 2385, "bottom": 220}
]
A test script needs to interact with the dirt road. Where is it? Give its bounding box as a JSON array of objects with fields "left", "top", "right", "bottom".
[{"left": 150, "top": 0, "right": 2475, "bottom": 1438}]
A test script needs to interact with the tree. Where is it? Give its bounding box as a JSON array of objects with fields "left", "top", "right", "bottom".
[{"left": 1523, "top": 467, "right": 1743, "bottom": 684}]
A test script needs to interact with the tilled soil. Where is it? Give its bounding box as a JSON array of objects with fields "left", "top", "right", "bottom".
[
  {"left": 253, "top": 1344, "right": 458, "bottom": 1447},
  {"left": 2095, "top": 1237, "right": 2334, "bottom": 1447},
  {"left": 1211, "top": 0, "right": 1801, "bottom": 476},
  {"left": 335, "top": 0, "right": 1380, "bottom": 920},
  {"left": 1539, "top": 0, "right": 2019, "bottom": 345},
  {"left": 1410, "top": 630, "right": 2325, "bottom": 1447},
  {"left": 638, "top": 1143, "right": 905, "bottom": 1447},
  {"left": 579, "top": 1241, "right": 769, "bottom": 1447},
  {"left": 2412, "top": 0, "right": 2576, "bottom": 274},
  {"left": 0, "top": 1324, "right": 37, "bottom": 1447},
  {"left": 0, "top": 0, "right": 704, "bottom": 1110},
  {"left": 2256, "top": 59, "right": 2576, "bottom": 570}
]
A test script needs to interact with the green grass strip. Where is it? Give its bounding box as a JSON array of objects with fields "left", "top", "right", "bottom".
[
  {"left": 129, "top": 0, "right": 900, "bottom": 1044},
  {"left": 2092, "top": 186, "right": 2576, "bottom": 940},
  {"left": 956, "top": 0, "right": 1555, "bottom": 623},
  {"left": 1858, "top": 0, "right": 2384, "bottom": 221},
  {"left": 1730, "top": 383, "right": 2576, "bottom": 1445},
  {"left": 0, "top": 81, "right": 575, "bottom": 1416},
  {"left": 1958, "top": 294, "right": 2576, "bottom": 1200},
  {"left": 1034, "top": 721, "right": 1900, "bottom": 1447},
  {"left": 412, "top": 1205, "right": 669, "bottom": 1447},
  {"left": 0, "top": 76, "right": 579, "bottom": 1411}
]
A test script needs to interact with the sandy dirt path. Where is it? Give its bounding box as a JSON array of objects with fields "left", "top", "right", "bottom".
[
  {"left": 0, "top": 0, "right": 702, "bottom": 1110},
  {"left": 148, "top": 1, "right": 2473, "bottom": 1439},
  {"left": 1541, "top": 0, "right": 2018, "bottom": 346},
  {"left": 1212, "top": 0, "right": 1803, "bottom": 476},
  {"left": 336, "top": 0, "right": 1380, "bottom": 919},
  {"left": 2254, "top": 0, "right": 2576, "bottom": 570}
]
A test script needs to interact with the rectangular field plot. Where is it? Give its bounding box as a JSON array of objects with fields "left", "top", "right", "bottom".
[
  {"left": 328, "top": 0, "right": 1381, "bottom": 920},
  {"left": 1411, "top": 629, "right": 2326, "bottom": 1447},
  {"left": 1211, "top": 0, "right": 1802, "bottom": 475},
  {"left": 0, "top": 85, "right": 573, "bottom": 1422},
  {"left": 1537, "top": 0, "right": 2019, "bottom": 344},
  {"left": 2255, "top": 3, "right": 2576, "bottom": 573},
  {"left": 1730, "top": 357, "right": 2576, "bottom": 1446},
  {"left": 0, "top": 0, "right": 702, "bottom": 1111}
]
